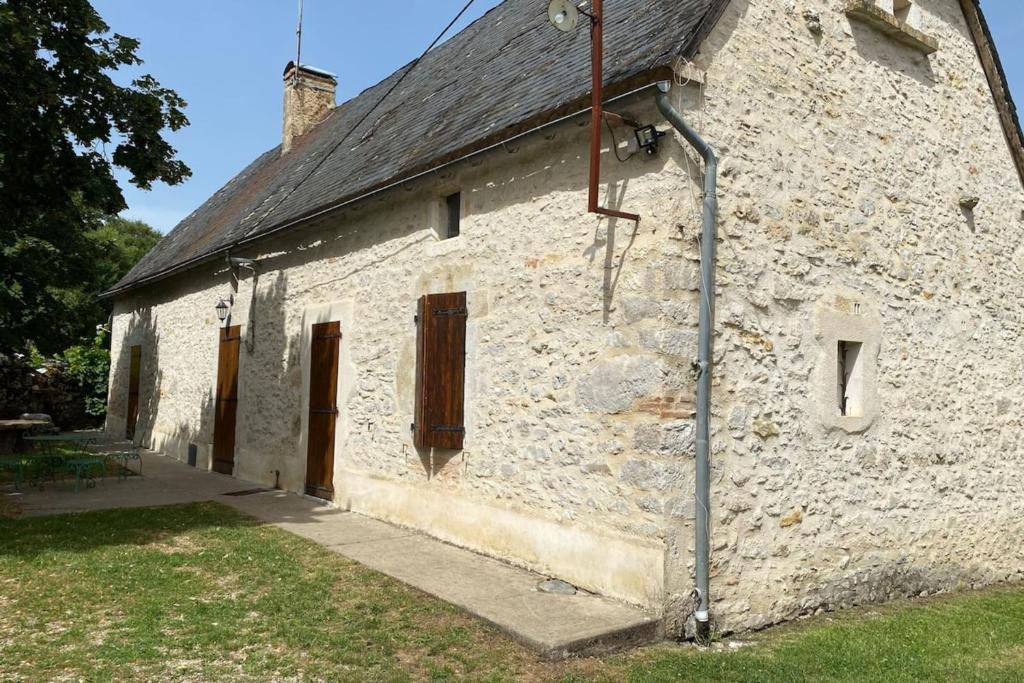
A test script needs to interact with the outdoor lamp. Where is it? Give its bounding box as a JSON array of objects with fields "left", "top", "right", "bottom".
[
  {"left": 635, "top": 124, "right": 666, "bottom": 156},
  {"left": 215, "top": 298, "right": 230, "bottom": 323}
]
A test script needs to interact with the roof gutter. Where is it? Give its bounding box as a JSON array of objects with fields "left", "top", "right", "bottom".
[
  {"left": 655, "top": 80, "right": 718, "bottom": 645},
  {"left": 100, "top": 80, "right": 667, "bottom": 300}
]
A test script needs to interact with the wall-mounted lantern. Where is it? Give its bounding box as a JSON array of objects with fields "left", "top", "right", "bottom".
[{"left": 215, "top": 298, "right": 231, "bottom": 324}]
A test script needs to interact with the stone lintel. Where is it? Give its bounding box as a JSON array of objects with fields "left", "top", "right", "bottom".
[{"left": 844, "top": 0, "right": 940, "bottom": 55}]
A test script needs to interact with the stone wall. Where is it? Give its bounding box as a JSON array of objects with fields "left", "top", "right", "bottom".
[
  {"left": 107, "top": 0, "right": 1024, "bottom": 635},
  {"left": 108, "top": 92, "right": 703, "bottom": 611},
  {"left": 691, "top": 0, "right": 1024, "bottom": 633}
]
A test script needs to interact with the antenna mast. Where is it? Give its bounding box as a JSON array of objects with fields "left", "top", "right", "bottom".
[{"left": 295, "top": 0, "right": 304, "bottom": 75}]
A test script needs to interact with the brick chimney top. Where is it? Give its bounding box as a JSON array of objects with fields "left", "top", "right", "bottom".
[{"left": 282, "top": 61, "right": 337, "bottom": 154}]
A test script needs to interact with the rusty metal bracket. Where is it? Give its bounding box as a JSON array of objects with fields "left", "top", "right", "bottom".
[{"left": 588, "top": 0, "right": 640, "bottom": 223}]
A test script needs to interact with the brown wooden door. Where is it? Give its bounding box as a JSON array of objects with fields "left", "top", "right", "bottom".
[
  {"left": 125, "top": 345, "right": 142, "bottom": 440},
  {"left": 212, "top": 326, "right": 241, "bottom": 475},
  {"left": 305, "top": 321, "right": 341, "bottom": 500}
]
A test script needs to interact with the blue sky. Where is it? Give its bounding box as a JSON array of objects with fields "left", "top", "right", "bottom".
[{"left": 93, "top": 0, "right": 1023, "bottom": 234}]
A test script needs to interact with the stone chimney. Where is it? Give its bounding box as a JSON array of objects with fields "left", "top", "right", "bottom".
[{"left": 282, "top": 61, "right": 337, "bottom": 154}]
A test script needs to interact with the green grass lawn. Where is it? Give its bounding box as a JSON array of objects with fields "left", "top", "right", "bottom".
[{"left": 1, "top": 503, "right": 1022, "bottom": 682}]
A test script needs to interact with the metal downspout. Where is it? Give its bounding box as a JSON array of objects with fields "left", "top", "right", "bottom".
[{"left": 654, "top": 81, "right": 718, "bottom": 644}]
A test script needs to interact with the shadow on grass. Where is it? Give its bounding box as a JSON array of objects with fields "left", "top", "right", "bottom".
[{"left": 0, "top": 501, "right": 257, "bottom": 559}]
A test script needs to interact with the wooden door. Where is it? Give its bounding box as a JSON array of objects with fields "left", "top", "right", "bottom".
[
  {"left": 212, "top": 326, "right": 241, "bottom": 475},
  {"left": 305, "top": 321, "right": 341, "bottom": 500},
  {"left": 125, "top": 345, "right": 142, "bottom": 440}
]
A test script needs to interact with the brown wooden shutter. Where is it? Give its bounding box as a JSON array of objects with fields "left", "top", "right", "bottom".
[{"left": 414, "top": 292, "right": 467, "bottom": 450}]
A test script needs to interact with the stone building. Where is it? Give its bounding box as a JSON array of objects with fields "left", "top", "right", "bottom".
[{"left": 103, "top": 0, "right": 1024, "bottom": 636}]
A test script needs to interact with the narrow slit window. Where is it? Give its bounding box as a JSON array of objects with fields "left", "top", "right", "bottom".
[
  {"left": 445, "top": 192, "right": 461, "bottom": 239},
  {"left": 838, "top": 341, "right": 864, "bottom": 417}
]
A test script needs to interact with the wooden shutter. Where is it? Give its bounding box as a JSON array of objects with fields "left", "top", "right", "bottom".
[{"left": 414, "top": 292, "right": 467, "bottom": 450}]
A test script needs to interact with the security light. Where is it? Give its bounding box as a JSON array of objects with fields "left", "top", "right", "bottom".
[
  {"left": 547, "top": 0, "right": 580, "bottom": 33},
  {"left": 215, "top": 298, "right": 230, "bottom": 323},
  {"left": 635, "top": 124, "right": 666, "bottom": 156}
]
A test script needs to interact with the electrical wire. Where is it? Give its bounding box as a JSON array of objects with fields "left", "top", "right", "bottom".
[
  {"left": 245, "top": 0, "right": 479, "bottom": 237},
  {"left": 604, "top": 117, "right": 634, "bottom": 163}
]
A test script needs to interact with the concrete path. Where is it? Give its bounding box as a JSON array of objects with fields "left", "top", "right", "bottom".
[{"left": 4, "top": 450, "right": 659, "bottom": 658}]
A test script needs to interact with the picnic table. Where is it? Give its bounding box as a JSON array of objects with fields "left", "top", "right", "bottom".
[
  {"left": 23, "top": 433, "right": 100, "bottom": 454},
  {"left": 1, "top": 433, "right": 141, "bottom": 491},
  {"left": 0, "top": 419, "right": 52, "bottom": 454}
]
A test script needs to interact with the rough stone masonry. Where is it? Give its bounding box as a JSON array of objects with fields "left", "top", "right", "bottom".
[{"left": 106, "top": 0, "right": 1024, "bottom": 637}]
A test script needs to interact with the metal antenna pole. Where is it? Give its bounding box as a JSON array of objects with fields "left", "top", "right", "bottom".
[{"left": 295, "top": 0, "right": 304, "bottom": 73}]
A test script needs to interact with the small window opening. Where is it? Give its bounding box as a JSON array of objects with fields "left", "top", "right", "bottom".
[
  {"left": 893, "top": 0, "right": 912, "bottom": 23},
  {"left": 838, "top": 341, "right": 864, "bottom": 417},
  {"left": 445, "top": 192, "right": 461, "bottom": 239}
]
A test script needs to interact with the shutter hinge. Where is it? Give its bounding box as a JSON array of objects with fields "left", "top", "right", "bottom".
[
  {"left": 413, "top": 314, "right": 419, "bottom": 324},
  {"left": 431, "top": 425, "right": 465, "bottom": 433},
  {"left": 410, "top": 422, "right": 416, "bottom": 432},
  {"left": 434, "top": 307, "right": 468, "bottom": 316}
]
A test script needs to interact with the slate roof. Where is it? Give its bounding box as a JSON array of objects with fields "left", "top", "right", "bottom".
[{"left": 106, "top": 0, "right": 729, "bottom": 295}]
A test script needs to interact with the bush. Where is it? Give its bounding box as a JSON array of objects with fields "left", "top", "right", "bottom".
[
  {"left": 62, "top": 333, "right": 110, "bottom": 419},
  {"left": 0, "top": 332, "right": 109, "bottom": 428}
]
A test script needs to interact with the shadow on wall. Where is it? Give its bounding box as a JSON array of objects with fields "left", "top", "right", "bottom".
[
  {"left": 583, "top": 178, "right": 639, "bottom": 324},
  {"left": 158, "top": 271, "right": 293, "bottom": 477},
  {"left": 234, "top": 270, "right": 299, "bottom": 484},
  {"left": 416, "top": 447, "right": 460, "bottom": 479},
  {"left": 163, "top": 387, "right": 215, "bottom": 469},
  {"left": 847, "top": 17, "right": 937, "bottom": 86},
  {"left": 108, "top": 308, "right": 161, "bottom": 448}
]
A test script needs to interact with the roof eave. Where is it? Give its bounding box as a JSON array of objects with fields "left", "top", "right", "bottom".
[
  {"left": 100, "top": 64, "right": 677, "bottom": 300},
  {"left": 959, "top": 0, "right": 1024, "bottom": 190}
]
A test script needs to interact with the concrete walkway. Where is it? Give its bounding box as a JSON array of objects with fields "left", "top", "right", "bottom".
[{"left": 4, "top": 450, "right": 659, "bottom": 658}]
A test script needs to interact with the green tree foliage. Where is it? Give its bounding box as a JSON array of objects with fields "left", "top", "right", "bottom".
[
  {"left": 62, "top": 330, "right": 111, "bottom": 418},
  {"left": 0, "top": 217, "right": 158, "bottom": 422},
  {"left": 68, "top": 216, "right": 162, "bottom": 343},
  {"left": 0, "top": 0, "right": 189, "bottom": 355},
  {"left": 85, "top": 217, "right": 163, "bottom": 293}
]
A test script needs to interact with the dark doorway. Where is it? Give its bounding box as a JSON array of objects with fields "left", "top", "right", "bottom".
[
  {"left": 212, "top": 326, "right": 241, "bottom": 475},
  {"left": 305, "top": 321, "right": 341, "bottom": 500},
  {"left": 125, "top": 345, "right": 142, "bottom": 441}
]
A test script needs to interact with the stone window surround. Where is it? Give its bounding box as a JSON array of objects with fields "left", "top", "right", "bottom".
[
  {"left": 812, "top": 293, "right": 882, "bottom": 434},
  {"left": 843, "top": 0, "right": 940, "bottom": 56},
  {"left": 426, "top": 188, "right": 466, "bottom": 247}
]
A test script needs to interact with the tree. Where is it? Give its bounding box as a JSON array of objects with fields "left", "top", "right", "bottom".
[
  {"left": 85, "top": 217, "right": 162, "bottom": 297},
  {"left": 0, "top": 0, "right": 189, "bottom": 355},
  {"left": 67, "top": 217, "right": 162, "bottom": 346}
]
